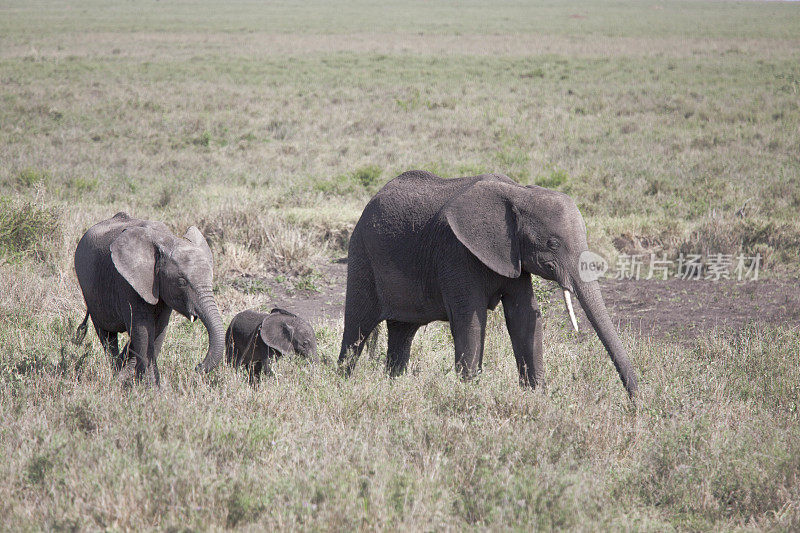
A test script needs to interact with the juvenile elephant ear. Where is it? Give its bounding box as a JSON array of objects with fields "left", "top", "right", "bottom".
[
  {"left": 443, "top": 180, "right": 522, "bottom": 278},
  {"left": 110, "top": 227, "right": 160, "bottom": 305},
  {"left": 183, "top": 226, "right": 213, "bottom": 264},
  {"left": 259, "top": 315, "right": 295, "bottom": 356}
]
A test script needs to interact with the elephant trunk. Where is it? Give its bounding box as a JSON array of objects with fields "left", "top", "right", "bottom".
[
  {"left": 196, "top": 289, "right": 225, "bottom": 373},
  {"left": 570, "top": 275, "right": 638, "bottom": 400}
]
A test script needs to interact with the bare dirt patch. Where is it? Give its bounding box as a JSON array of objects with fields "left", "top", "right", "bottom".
[
  {"left": 598, "top": 277, "right": 800, "bottom": 341},
  {"left": 260, "top": 260, "right": 348, "bottom": 324},
  {"left": 254, "top": 258, "right": 800, "bottom": 340}
]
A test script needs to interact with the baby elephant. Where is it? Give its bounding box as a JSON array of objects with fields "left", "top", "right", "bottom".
[
  {"left": 226, "top": 308, "right": 319, "bottom": 382},
  {"left": 74, "top": 212, "right": 225, "bottom": 386}
]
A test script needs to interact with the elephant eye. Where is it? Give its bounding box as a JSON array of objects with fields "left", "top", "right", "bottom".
[
  {"left": 547, "top": 237, "right": 560, "bottom": 250},
  {"left": 177, "top": 277, "right": 188, "bottom": 287}
]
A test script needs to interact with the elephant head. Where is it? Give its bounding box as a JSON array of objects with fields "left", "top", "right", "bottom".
[
  {"left": 109, "top": 225, "right": 225, "bottom": 373},
  {"left": 259, "top": 308, "right": 319, "bottom": 362},
  {"left": 444, "top": 179, "right": 638, "bottom": 398}
]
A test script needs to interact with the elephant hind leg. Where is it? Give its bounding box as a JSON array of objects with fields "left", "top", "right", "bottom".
[
  {"left": 386, "top": 321, "right": 420, "bottom": 377},
  {"left": 339, "top": 314, "right": 381, "bottom": 376},
  {"left": 338, "top": 258, "right": 382, "bottom": 375},
  {"left": 94, "top": 326, "right": 124, "bottom": 373}
]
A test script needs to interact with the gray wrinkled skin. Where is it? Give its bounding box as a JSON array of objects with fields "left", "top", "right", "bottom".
[
  {"left": 339, "top": 170, "right": 637, "bottom": 399},
  {"left": 226, "top": 308, "right": 319, "bottom": 383},
  {"left": 74, "top": 212, "right": 224, "bottom": 386}
]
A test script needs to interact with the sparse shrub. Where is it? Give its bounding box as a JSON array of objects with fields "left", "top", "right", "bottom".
[
  {"left": 232, "top": 276, "right": 273, "bottom": 295},
  {"left": 193, "top": 130, "right": 212, "bottom": 147},
  {"left": 26, "top": 453, "right": 55, "bottom": 485},
  {"left": 67, "top": 176, "right": 98, "bottom": 194},
  {"left": 266, "top": 120, "right": 293, "bottom": 140},
  {"left": 292, "top": 271, "right": 322, "bottom": 293},
  {"left": 263, "top": 220, "right": 324, "bottom": 275},
  {"left": 15, "top": 168, "right": 50, "bottom": 188},
  {"left": 200, "top": 208, "right": 325, "bottom": 275},
  {"left": 678, "top": 214, "right": 800, "bottom": 270},
  {"left": 314, "top": 165, "right": 384, "bottom": 195},
  {"left": 520, "top": 67, "right": 545, "bottom": 78},
  {"left": 0, "top": 197, "right": 60, "bottom": 261},
  {"left": 314, "top": 173, "right": 359, "bottom": 196},
  {"left": 455, "top": 164, "right": 488, "bottom": 176},
  {"left": 395, "top": 88, "right": 422, "bottom": 111},
  {"left": 0, "top": 349, "right": 51, "bottom": 379},
  {"left": 155, "top": 184, "right": 180, "bottom": 208},
  {"left": 226, "top": 484, "right": 267, "bottom": 528},
  {"left": 67, "top": 400, "right": 99, "bottom": 434},
  {"left": 536, "top": 168, "right": 569, "bottom": 189},
  {"left": 352, "top": 165, "right": 382, "bottom": 188}
]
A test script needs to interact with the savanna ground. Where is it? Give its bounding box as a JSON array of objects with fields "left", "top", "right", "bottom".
[{"left": 1, "top": 0, "right": 800, "bottom": 530}]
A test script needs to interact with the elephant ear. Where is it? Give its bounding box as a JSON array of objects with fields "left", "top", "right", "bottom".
[
  {"left": 443, "top": 180, "right": 522, "bottom": 278},
  {"left": 183, "top": 226, "right": 213, "bottom": 264},
  {"left": 259, "top": 315, "right": 295, "bottom": 355},
  {"left": 110, "top": 227, "right": 160, "bottom": 305}
]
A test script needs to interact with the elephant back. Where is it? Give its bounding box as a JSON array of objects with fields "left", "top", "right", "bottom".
[{"left": 226, "top": 309, "right": 269, "bottom": 366}]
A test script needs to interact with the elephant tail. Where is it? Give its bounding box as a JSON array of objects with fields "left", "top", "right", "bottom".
[{"left": 73, "top": 311, "right": 89, "bottom": 345}]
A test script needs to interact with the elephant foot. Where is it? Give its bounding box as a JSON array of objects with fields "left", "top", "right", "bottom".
[
  {"left": 117, "top": 362, "right": 137, "bottom": 388},
  {"left": 116, "top": 352, "right": 145, "bottom": 387},
  {"left": 519, "top": 376, "right": 547, "bottom": 393}
]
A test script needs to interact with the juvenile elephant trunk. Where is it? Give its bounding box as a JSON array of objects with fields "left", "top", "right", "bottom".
[
  {"left": 196, "top": 290, "right": 225, "bottom": 373},
  {"left": 571, "top": 276, "right": 638, "bottom": 399}
]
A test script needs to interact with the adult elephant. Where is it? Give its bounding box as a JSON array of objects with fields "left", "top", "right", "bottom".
[
  {"left": 74, "top": 212, "right": 224, "bottom": 385},
  {"left": 338, "top": 170, "right": 637, "bottom": 399}
]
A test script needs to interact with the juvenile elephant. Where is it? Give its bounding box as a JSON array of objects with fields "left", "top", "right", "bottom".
[
  {"left": 226, "top": 308, "right": 319, "bottom": 382},
  {"left": 74, "top": 212, "right": 224, "bottom": 385},
  {"left": 338, "top": 170, "right": 638, "bottom": 399}
]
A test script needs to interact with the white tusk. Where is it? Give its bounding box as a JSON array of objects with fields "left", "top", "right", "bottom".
[
  {"left": 190, "top": 316, "right": 196, "bottom": 323},
  {"left": 563, "top": 289, "right": 579, "bottom": 332}
]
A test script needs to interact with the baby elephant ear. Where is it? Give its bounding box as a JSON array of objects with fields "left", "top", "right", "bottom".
[
  {"left": 110, "top": 227, "right": 160, "bottom": 305},
  {"left": 259, "top": 315, "right": 295, "bottom": 355},
  {"left": 183, "top": 226, "right": 213, "bottom": 263},
  {"left": 443, "top": 180, "right": 522, "bottom": 278}
]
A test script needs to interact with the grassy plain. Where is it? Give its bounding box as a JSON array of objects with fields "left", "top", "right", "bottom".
[{"left": 1, "top": 0, "right": 799, "bottom": 530}]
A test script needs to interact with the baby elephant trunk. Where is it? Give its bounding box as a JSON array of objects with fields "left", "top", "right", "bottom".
[
  {"left": 195, "top": 290, "right": 225, "bottom": 373},
  {"left": 307, "top": 343, "right": 321, "bottom": 364}
]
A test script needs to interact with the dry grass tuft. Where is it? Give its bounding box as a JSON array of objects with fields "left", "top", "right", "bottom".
[
  {"left": 198, "top": 207, "right": 326, "bottom": 276},
  {"left": 0, "top": 196, "right": 60, "bottom": 263}
]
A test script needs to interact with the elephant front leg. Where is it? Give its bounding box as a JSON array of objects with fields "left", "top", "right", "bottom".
[
  {"left": 449, "top": 308, "right": 487, "bottom": 380},
  {"left": 119, "top": 317, "right": 155, "bottom": 387},
  {"left": 247, "top": 360, "right": 264, "bottom": 386},
  {"left": 501, "top": 276, "right": 544, "bottom": 389},
  {"left": 143, "top": 309, "right": 171, "bottom": 387}
]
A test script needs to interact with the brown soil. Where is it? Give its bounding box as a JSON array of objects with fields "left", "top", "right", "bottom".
[{"left": 262, "top": 258, "right": 800, "bottom": 341}]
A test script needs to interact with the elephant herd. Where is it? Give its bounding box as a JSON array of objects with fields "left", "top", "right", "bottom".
[{"left": 74, "top": 170, "right": 638, "bottom": 400}]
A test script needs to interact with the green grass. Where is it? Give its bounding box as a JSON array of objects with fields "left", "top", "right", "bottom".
[{"left": 1, "top": 0, "right": 799, "bottom": 529}]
